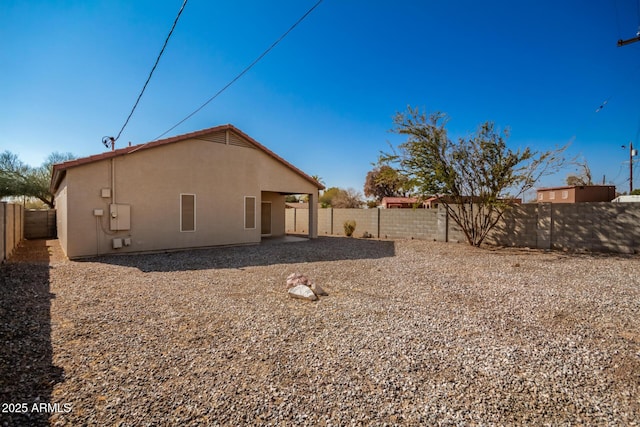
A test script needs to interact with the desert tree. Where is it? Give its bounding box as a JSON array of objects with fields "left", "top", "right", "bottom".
[
  {"left": 381, "top": 106, "right": 567, "bottom": 247},
  {"left": 0, "top": 151, "right": 75, "bottom": 207},
  {"left": 565, "top": 158, "right": 593, "bottom": 186},
  {"left": 331, "top": 188, "right": 364, "bottom": 208},
  {"left": 0, "top": 151, "right": 30, "bottom": 199},
  {"left": 363, "top": 165, "right": 410, "bottom": 201},
  {"left": 319, "top": 187, "right": 341, "bottom": 207}
]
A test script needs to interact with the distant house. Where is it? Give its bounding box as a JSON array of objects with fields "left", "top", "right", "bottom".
[
  {"left": 50, "top": 124, "right": 324, "bottom": 259},
  {"left": 424, "top": 196, "right": 441, "bottom": 209},
  {"left": 381, "top": 195, "right": 521, "bottom": 209},
  {"left": 612, "top": 195, "right": 640, "bottom": 203},
  {"left": 380, "top": 197, "right": 426, "bottom": 209},
  {"left": 536, "top": 185, "right": 616, "bottom": 203}
]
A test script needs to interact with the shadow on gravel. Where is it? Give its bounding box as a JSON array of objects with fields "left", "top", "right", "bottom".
[
  {"left": 0, "top": 240, "right": 65, "bottom": 427},
  {"left": 84, "top": 236, "right": 396, "bottom": 272}
]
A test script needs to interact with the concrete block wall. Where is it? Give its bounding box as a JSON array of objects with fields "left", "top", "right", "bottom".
[
  {"left": 285, "top": 208, "right": 295, "bottom": 234},
  {"left": 379, "top": 209, "right": 438, "bottom": 240},
  {"left": 317, "top": 209, "right": 333, "bottom": 235},
  {"left": 286, "top": 208, "right": 332, "bottom": 235},
  {"left": 486, "top": 204, "right": 539, "bottom": 248},
  {"left": 287, "top": 203, "right": 640, "bottom": 254},
  {"left": 331, "top": 209, "right": 379, "bottom": 237},
  {"left": 437, "top": 206, "right": 468, "bottom": 243},
  {"left": 551, "top": 203, "right": 581, "bottom": 251},
  {"left": 294, "top": 208, "right": 309, "bottom": 234},
  {"left": 24, "top": 209, "right": 57, "bottom": 239},
  {"left": 551, "top": 203, "right": 640, "bottom": 253},
  {"left": 487, "top": 202, "right": 640, "bottom": 253},
  {"left": 286, "top": 207, "right": 460, "bottom": 242},
  {"left": 1, "top": 202, "right": 25, "bottom": 262}
]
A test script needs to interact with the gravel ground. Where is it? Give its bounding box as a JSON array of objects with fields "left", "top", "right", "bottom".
[{"left": 1, "top": 237, "right": 639, "bottom": 426}]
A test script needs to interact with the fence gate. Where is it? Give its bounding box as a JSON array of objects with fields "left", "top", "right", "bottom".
[{"left": 24, "top": 209, "right": 56, "bottom": 239}]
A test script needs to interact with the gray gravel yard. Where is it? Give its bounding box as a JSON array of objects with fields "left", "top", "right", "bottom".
[{"left": 1, "top": 237, "right": 640, "bottom": 426}]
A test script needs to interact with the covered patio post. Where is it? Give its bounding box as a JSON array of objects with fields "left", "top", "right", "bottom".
[{"left": 308, "top": 191, "right": 318, "bottom": 238}]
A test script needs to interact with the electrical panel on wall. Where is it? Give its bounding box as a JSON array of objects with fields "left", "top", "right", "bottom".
[{"left": 109, "top": 204, "right": 131, "bottom": 231}]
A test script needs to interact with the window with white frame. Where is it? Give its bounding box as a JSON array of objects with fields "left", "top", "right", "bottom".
[
  {"left": 549, "top": 191, "right": 555, "bottom": 200},
  {"left": 562, "top": 190, "right": 569, "bottom": 199}
]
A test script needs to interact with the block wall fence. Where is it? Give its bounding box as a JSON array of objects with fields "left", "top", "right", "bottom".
[
  {"left": 286, "top": 206, "right": 466, "bottom": 243},
  {"left": 0, "top": 202, "right": 24, "bottom": 262},
  {"left": 286, "top": 203, "right": 640, "bottom": 254},
  {"left": 24, "top": 209, "right": 57, "bottom": 239}
]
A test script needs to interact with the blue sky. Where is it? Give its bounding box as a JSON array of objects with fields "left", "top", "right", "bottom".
[{"left": 2, "top": 0, "right": 640, "bottom": 199}]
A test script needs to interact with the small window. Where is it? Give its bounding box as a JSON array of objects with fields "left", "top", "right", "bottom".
[
  {"left": 549, "top": 191, "right": 555, "bottom": 200},
  {"left": 244, "top": 196, "right": 256, "bottom": 229},
  {"left": 180, "top": 194, "right": 196, "bottom": 232},
  {"left": 561, "top": 190, "right": 569, "bottom": 200},
  {"left": 538, "top": 193, "right": 543, "bottom": 201}
]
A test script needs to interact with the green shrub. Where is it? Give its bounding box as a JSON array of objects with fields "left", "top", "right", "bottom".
[{"left": 343, "top": 220, "right": 356, "bottom": 237}]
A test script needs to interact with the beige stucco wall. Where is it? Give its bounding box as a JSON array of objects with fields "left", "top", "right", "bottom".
[
  {"left": 54, "top": 178, "right": 69, "bottom": 256},
  {"left": 59, "top": 130, "right": 319, "bottom": 258}
]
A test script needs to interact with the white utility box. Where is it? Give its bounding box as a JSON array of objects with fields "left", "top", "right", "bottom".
[{"left": 109, "top": 204, "right": 131, "bottom": 231}]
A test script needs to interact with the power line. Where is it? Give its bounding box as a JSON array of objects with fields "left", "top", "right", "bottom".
[
  {"left": 153, "top": 0, "right": 324, "bottom": 141},
  {"left": 113, "top": 0, "right": 189, "bottom": 143},
  {"left": 611, "top": 162, "right": 625, "bottom": 183},
  {"left": 614, "top": 0, "right": 622, "bottom": 40}
]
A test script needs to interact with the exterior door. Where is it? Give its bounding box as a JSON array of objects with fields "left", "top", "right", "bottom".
[{"left": 261, "top": 202, "right": 271, "bottom": 236}]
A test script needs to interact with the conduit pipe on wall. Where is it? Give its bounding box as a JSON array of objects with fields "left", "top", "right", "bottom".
[{"left": 111, "top": 158, "right": 116, "bottom": 205}]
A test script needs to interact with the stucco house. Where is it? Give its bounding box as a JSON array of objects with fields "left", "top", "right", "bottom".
[
  {"left": 612, "top": 195, "right": 640, "bottom": 203},
  {"left": 380, "top": 197, "right": 426, "bottom": 209},
  {"left": 536, "top": 185, "right": 616, "bottom": 203},
  {"left": 50, "top": 124, "right": 324, "bottom": 259}
]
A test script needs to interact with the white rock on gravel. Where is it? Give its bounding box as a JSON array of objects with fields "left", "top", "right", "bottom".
[{"left": 287, "top": 284, "right": 317, "bottom": 301}]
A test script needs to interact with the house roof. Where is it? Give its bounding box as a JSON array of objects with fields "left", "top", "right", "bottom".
[
  {"left": 50, "top": 124, "right": 325, "bottom": 192},
  {"left": 381, "top": 197, "right": 419, "bottom": 204},
  {"left": 612, "top": 195, "right": 640, "bottom": 202},
  {"left": 536, "top": 185, "right": 615, "bottom": 191}
]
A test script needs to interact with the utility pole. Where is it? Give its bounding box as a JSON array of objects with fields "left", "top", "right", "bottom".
[
  {"left": 622, "top": 141, "right": 637, "bottom": 193},
  {"left": 618, "top": 28, "right": 639, "bottom": 191}
]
